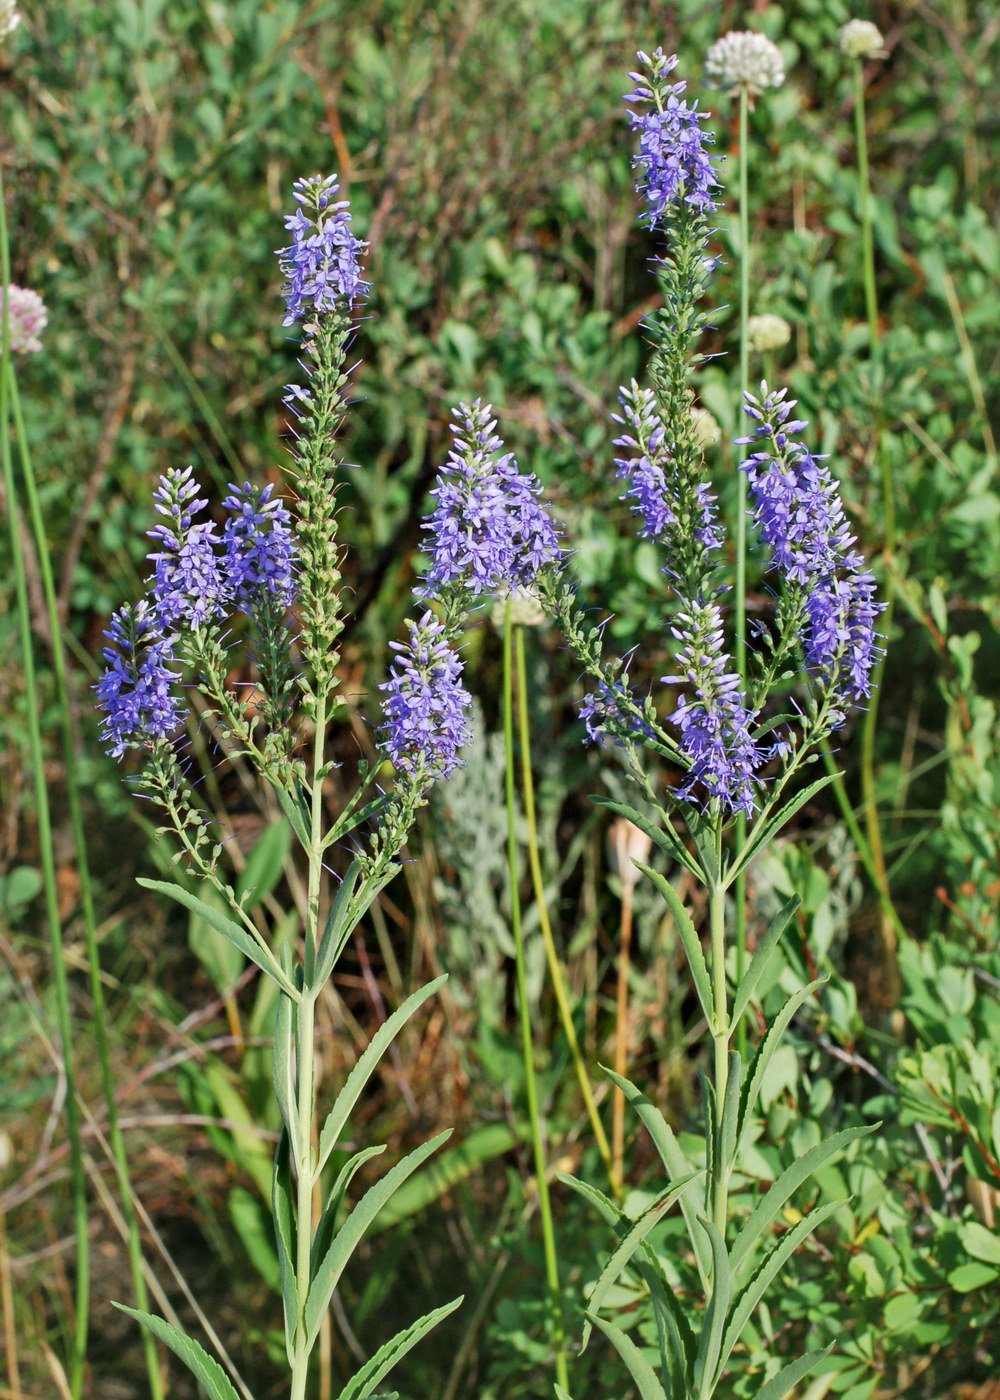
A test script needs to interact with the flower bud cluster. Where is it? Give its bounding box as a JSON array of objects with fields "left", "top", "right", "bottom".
[{"left": 704, "top": 31, "right": 785, "bottom": 95}]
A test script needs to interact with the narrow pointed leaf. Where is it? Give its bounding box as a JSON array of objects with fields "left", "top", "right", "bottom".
[
  {"left": 603, "top": 1068, "right": 710, "bottom": 1287},
  {"left": 731, "top": 1125, "right": 877, "bottom": 1273},
  {"left": 304, "top": 1130, "right": 451, "bottom": 1348},
  {"left": 730, "top": 896, "right": 800, "bottom": 1030},
  {"left": 637, "top": 864, "right": 713, "bottom": 1029},
  {"left": 272, "top": 991, "right": 297, "bottom": 1138},
  {"left": 693, "top": 1218, "right": 731, "bottom": 1393},
  {"left": 311, "top": 1145, "right": 386, "bottom": 1272},
  {"left": 639, "top": 1262, "right": 696, "bottom": 1390},
  {"left": 334, "top": 1297, "right": 464, "bottom": 1400},
  {"left": 555, "top": 1388, "right": 575, "bottom": 1400},
  {"left": 317, "top": 977, "right": 447, "bottom": 1176},
  {"left": 137, "top": 878, "right": 294, "bottom": 996},
  {"left": 556, "top": 1172, "right": 621, "bottom": 1229},
  {"left": 582, "top": 1172, "right": 699, "bottom": 1347},
  {"left": 750, "top": 1346, "right": 834, "bottom": 1400},
  {"left": 587, "top": 1312, "right": 670, "bottom": 1400},
  {"left": 718, "top": 1201, "right": 844, "bottom": 1384},
  {"left": 738, "top": 980, "right": 824, "bottom": 1150},
  {"left": 111, "top": 1305, "right": 242, "bottom": 1400},
  {"left": 271, "top": 1133, "right": 297, "bottom": 1362},
  {"left": 591, "top": 796, "right": 701, "bottom": 878},
  {"left": 719, "top": 1051, "right": 741, "bottom": 1180}
]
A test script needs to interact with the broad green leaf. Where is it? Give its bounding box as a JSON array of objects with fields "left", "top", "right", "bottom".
[
  {"left": 717, "top": 1201, "right": 844, "bottom": 1386},
  {"left": 236, "top": 817, "right": 291, "bottom": 907},
  {"left": 750, "top": 1346, "right": 834, "bottom": 1400},
  {"left": 581, "top": 1172, "right": 699, "bottom": 1348},
  {"left": 729, "top": 776, "right": 836, "bottom": 883},
  {"left": 692, "top": 1219, "right": 731, "bottom": 1394},
  {"left": 738, "top": 980, "right": 824, "bottom": 1151},
  {"left": 304, "top": 1131, "right": 451, "bottom": 1348},
  {"left": 587, "top": 1312, "right": 670, "bottom": 1400},
  {"left": 959, "top": 1218, "right": 1000, "bottom": 1266},
  {"left": 137, "top": 878, "right": 295, "bottom": 996},
  {"left": 730, "top": 896, "right": 800, "bottom": 1029},
  {"left": 948, "top": 1260, "right": 999, "bottom": 1292},
  {"left": 111, "top": 1305, "right": 242, "bottom": 1400},
  {"left": 637, "top": 864, "right": 713, "bottom": 1029},
  {"left": 603, "top": 1069, "right": 710, "bottom": 1287},
  {"left": 334, "top": 1297, "right": 463, "bottom": 1400},
  {"left": 591, "top": 796, "right": 701, "bottom": 878},
  {"left": 317, "top": 976, "right": 448, "bottom": 1176},
  {"left": 370, "top": 1122, "right": 516, "bottom": 1233},
  {"left": 731, "top": 1126, "right": 876, "bottom": 1274},
  {"left": 271, "top": 1132, "right": 297, "bottom": 1359}
]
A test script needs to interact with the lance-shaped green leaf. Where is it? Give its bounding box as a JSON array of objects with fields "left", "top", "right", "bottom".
[
  {"left": 730, "top": 896, "right": 800, "bottom": 1031},
  {"left": 271, "top": 1132, "right": 297, "bottom": 1362},
  {"left": 692, "top": 1218, "right": 731, "bottom": 1395},
  {"left": 639, "top": 1261, "right": 696, "bottom": 1395},
  {"left": 728, "top": 775, "right": 835, "bottom": 885},
  {"left": 304, "top": 1130, "right": 451, "bottom": 1349},
  {"left": 555, "top": 1388, "right": 575, "bottom": 1400},
  {"left": 737, "top": 980, "right": 824, "bottom": 1151},
  {"left": 731, "top": 1125, "right": 877, "bottom": 1274},
  {"left": 591, "top": 796, "right": 702, "bottom": 878},
  {"left": 314, "top": 861, "right": 399, "bottom": 987},
  {"left": 274, "top": 783, "right": 312, "bottom": 849},
  {"left": 333, "top": 1296, "right": 464, "bottom": 1400},
  {"left": 716, "top": 1200, "right": 844, "bottom": 1388},
  {"left": 370, "top": 1121, "right": 516, "bottom": 1233},
  {"left": 603, "top": 1068, "right": 711, "bottom": 1287},
  {"left": 557, "top": 1172, "right": 621, "bottom": 1228},
  {"left": 587, "top": 1312, "right": 670, "bottom": 1400},
  {"left": 272, "top": 990, "right": 297, "bottom": 1139},
  {"left": 581, "top": 1172, "right": 699, "bottom": 1348},
  {"left": 316, "top": 976, "right": 447, "bottom": 1177},
  {"left": 311, "top": 1145, "right": 386, "bottom": 1273},
  {"left": 718, "top": 1050, "right": 741, "bottom": 1182},
  {"left": 111, "top": 1305, "right": 243, "bottom": 1400},
  {"left": 637, "top": 864, "right": 714, "bottom": 1030},
  {"left": 137, "top": 878, "right": 297, "bottom": 998},
  {"left": 749, "top": 1345, "right": 834, "bottom": 1400}
]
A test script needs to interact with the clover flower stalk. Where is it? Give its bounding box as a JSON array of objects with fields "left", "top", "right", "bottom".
[
  {"left": 0, "top": 283, "right": 46, "bottom": 353},
  {"left": 97, "top": 175, "right": 469, "bottom": 1400}
]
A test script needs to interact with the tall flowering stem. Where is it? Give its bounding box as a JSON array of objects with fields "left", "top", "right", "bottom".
[{"left": 98, "top": 175, "right": 466, "bottom": 1400}]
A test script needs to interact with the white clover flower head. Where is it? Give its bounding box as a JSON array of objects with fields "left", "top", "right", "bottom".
[
  {"left": 747, "top": 313, "right": 792, "bottom": 352},
  {"left": 839, "top": 19, "right": 885, "bottom": 59},
  {"left": 490, "top": 586, "right": 546, "bottom": 630},
  {"left": 0, "top": 0, "right": 20, "bottom": 39},
  {"left": 691, "top": 404, "right": 722, "bottom": 448},
  {"left": 1, "top": 285, "right": 47, "bottom": 354},
  {"left": 704, "top": 31, "right": 785, "bottom": 95}
]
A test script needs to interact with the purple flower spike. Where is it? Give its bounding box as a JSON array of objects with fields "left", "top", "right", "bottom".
[
  {"left": 739, "top": 384, "right": 885, "bottom": 704},
  {"left": 146, "top": 467, "right": 228, "bottom": 629},
  {"left": 625, "top": 49, "right": 720, "bottom": 222},
  {"left": 96, "top": 601, "right": 186, "bottom": 757},
  {"left": 420, "top": 400, "right": 563, "bottom": 600},
  {"left": 379, "top": 612, "right": 473, "bottom": 787},
  {"left": 666, "top": 599, "right": 763, "bottom": 817},
  {"left": 223, "top": 482, "right": 297, "bottom": 613},
  {"left": 278, "top": 173, "right": 368, "bottom": 324}
]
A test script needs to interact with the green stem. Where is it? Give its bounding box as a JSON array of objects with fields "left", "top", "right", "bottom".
[
  {"left": 853, "top": 61, "right": 879, "bottom": 357},
  {"left": 1, "top": 290, "right": 89, "bottom": 1395},
  {"left": 734, "top": 85, "right": 751, "bottom": 1063},
  {"left": 709, "top": 875, "right": 729, "bottom": 1236},
  {"left": 290, "top": 694, "right": 327, "bottom": 1400},
  {"left": 513, "top": 625, "right": 616, "bottom": 1194},
  {"left": 503, "top": 606, "right": 569, "bottom": 1393}
]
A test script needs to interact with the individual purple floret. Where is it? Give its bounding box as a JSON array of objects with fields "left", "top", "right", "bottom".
[
  {"left": 614, "top": 382, "right": 724, "bottom": 554},
  {"left": 625, "top": 49, "right": 720, "bottom": 221},
  {"left": 666, "top": 599, "right": 763, "bottom": 817},
  {"left": 96, "top": 601, "right": 186, "bottom": 757},
  {"left": 223, "top": 482, "right": 297, "bottom": 613},
  {"left": 579, "top": 676, "right": 637, "bottom": 748},
  {"left": 278, "top": 173, "right": 368, "bottom": 325},
  {"left": 146, "top": 467, "right": 228, "bottom": 629},
  {"left": 379, "top": 612, "right": 473, "bottom": 786},
  {"left": 738, "top": 384, "right": 884, "bottom": 702},
  {"left": 419, "top": 400, "right": 563, "bottom": 600}
]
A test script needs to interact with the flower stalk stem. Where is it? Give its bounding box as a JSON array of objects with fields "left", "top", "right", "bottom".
[
  {"left": 709, "top": 873, "right": 730, "bottom": 1236},
  {"left": 504, "top": 606, "right": 569, "bottom": 1392},
  {"left": 733, "top": 84, "right": 751, "bottom": 1062}
]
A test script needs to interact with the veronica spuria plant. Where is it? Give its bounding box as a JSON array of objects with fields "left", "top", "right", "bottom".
[
  {"left": 429, "top": 51, "right": 883, "bottom": 1399},
  {"left": 98, "top": 174, "right": 470, "bottom": 1400}
]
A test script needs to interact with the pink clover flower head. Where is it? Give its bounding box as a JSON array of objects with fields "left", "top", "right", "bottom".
[{"left": 1, "top": 284, "right": 47, "bottom": 354}]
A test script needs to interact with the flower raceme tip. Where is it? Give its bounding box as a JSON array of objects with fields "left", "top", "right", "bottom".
[
  {"left": 278, "top": 173, "right": 368, "bottom": 325},
  {"left": 379, "top": 612, "right": 473, "bottom": 788},
  {"left": 625, "top": 49, "right": 720, "bottom": 220}
]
